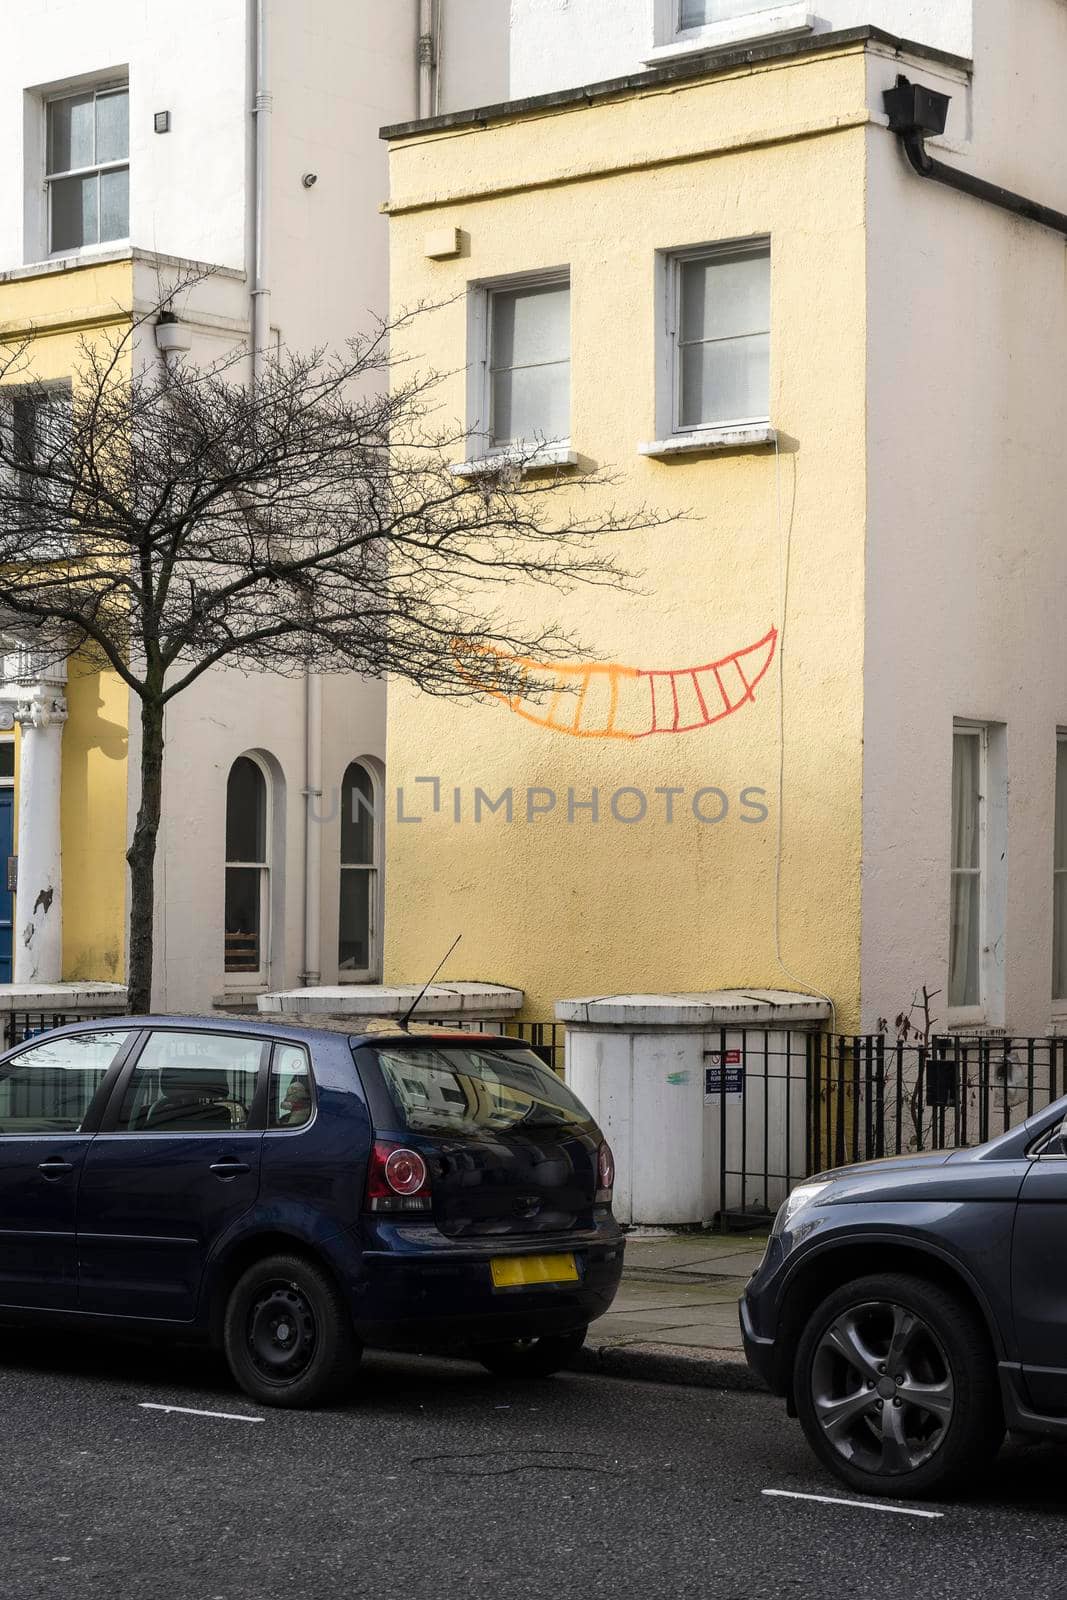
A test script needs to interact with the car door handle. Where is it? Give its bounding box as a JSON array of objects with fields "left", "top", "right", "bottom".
[
  {"left": 209, "top": 1159, "right": 251, "bottom": 1179},
  {"left": 38, "top": 1158, "right": 74, "bottom": 1177}
]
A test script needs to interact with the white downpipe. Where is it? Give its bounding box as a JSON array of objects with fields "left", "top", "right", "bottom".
[
  {"left": 251, "top": 0, "right": 272, "bottom": 381},
  {"left": 418, "top": 0, "right": 440, "bottom": 119},
  {"left": 302, "top": 670, "right": 323, "bottom": 987}
]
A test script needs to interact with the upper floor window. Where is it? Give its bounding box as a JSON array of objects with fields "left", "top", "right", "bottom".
[
  {"left": 679, "top": 0, "right": 780, "bottom": 27},
  {"left": 47, "top": 84, "right": 129, "bottom": 253},
  {"left": 225, "top": 755, "right": 270, "bottom": 983},
  {"left": 661, "top": 241, "right": 770, "bottom": 436},
  {"left": 0, "top": 384, "right": 73, "bottom": 517},
  {"left": 472, "top": 274, "right": 571, "bottom": 454}
]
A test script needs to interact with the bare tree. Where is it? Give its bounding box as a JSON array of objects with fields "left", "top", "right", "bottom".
[{"left": 0, "top": 297, "right": 663, "bottom": 1012}]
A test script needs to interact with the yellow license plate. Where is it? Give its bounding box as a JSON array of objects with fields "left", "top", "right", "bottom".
[{"left": 490, "top": 1252, "right": 579, "bottom": 1288}]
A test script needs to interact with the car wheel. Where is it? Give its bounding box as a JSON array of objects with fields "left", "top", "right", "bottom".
[
  {"left": 223, "top": 1253, "right": 360, "bottom": 1409},
  {"left": 472, "top": 1327, "right": 588, "bottom": 1378},
  {"left": 794, "top": 1272, "right": 1003, "bottom": 1499}
]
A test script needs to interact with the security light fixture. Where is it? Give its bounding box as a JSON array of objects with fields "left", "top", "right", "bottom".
[{"left": 154, "top": 110, "right": 171, "bottom": 134}]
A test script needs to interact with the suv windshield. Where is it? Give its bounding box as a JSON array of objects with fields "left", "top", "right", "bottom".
[{"left": 372, "top": 1044, "right": 594, "bottom": 1136}]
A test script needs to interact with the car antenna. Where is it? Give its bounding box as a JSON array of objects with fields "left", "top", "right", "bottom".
[{"left": 398, "top": 935, "right": 462, "bottom": 1032}]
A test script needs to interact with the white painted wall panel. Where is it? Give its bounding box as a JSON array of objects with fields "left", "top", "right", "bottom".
[{"left": 509, "top": 0, "right": 972, "bottom": 99}]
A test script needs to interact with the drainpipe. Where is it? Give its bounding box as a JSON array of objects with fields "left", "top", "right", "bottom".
[
  {"left": 884, "top": 77, "right": 1067, "bottom": 241},
  {"left": 301, "top": 671, "right": 323, "bottom": 987},
  {"left": 417, "top": 0, "right": 440, "bottom": 119},
  {"left": 251, "top": 0, "right": 272, "bottom": 379}
]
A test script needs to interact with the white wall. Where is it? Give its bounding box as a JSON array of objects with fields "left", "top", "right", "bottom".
[
  {"left": 0, "top": 0, "right": 249, "bottom": 273},
  {"left": 508, "top": 0, "right": 973, "bottom": 99},
  {"left": 861, "top": 3, "right": 1067, "bottom": 1036}
]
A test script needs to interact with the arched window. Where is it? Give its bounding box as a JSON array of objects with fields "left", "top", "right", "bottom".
[
  {"left": 339, "top": 761, "right": 378, "bottom": 979},
  {"left": 225, "top": 754, "right": 269, "bottom": 980}
]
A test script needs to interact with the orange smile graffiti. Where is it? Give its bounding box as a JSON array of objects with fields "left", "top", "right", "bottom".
[{"left": 455, "top": 628, "right": 777, "bottom": 741}]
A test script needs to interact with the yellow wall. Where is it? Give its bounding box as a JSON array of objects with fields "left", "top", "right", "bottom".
[
  {"left": 385, "top": 45, "right": 870, "bottom": 1025},
  {"left": 0, "top": 259, "right": 132, "bottom": 982}
]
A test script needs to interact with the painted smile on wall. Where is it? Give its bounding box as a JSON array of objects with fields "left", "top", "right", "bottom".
[{"left": 455, "top": 627, "right": 777, "bottom": 740}]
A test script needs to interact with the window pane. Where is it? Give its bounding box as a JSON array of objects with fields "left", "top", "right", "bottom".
[
  {"left": 951, "top": 733, "right": 981, "bottom": 871},
  {"left": 226, "top": 756, "right": 266, "bottom": 862},
  {"left": 51, "top": 174, "right": 98, "bottom": 251},
  {"left": 341, "top": 764, "right": 375, "bottom": 865},
  {"left": 949, "top": 872, "right": 981, "bottom": 1009},
  {"left": 95, "top": 90, "right": 129, "bottom": 163},
  {"left": 680, "top": 252, "right": 770, "bottom": 345},
  {"left": 116, "top": 1031, "right": 263, "bottom": 1132},
  {"left": 1055, "top": 743, "right": 1067, "bottom": 873},
  {"left": 339, "top": 869, "right": 372, "bottom": 973},
  {"left": 47, "top": 93, "right": 94, "bottom": 175},
  {"left": 0, "top": 743, "right": 13, "bottom": 780},
  {"left": 225, "top": 867, "right": 262, "bottom": 972},
  {"left": 0, "top": 1030, "right": 128, "bottom": 1134},
  {"left": 491, "top": 283, "right": 570, "bottom": 370},
  {"left": 1055, "top": 874, "right": 1067, "bottom": 1002},
  {"left": 680, "top": 333, "right": 769, "bottom": 427},
  {"left": 492, "top": 359, "right": 570, "bottom": 445},
  {"left": 270, "top": 1043, "right": 313, "bottom": 1129},
  {"left": 681, "top": 0, "right": 778, "bottom": 25},
  {"left": 99, "top": 166, "right": 129, "bottom": 242}
]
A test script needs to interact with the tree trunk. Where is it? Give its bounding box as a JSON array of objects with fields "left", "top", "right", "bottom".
[{"left": 125, "top": 693, "right": 165, "bottom": 1014}]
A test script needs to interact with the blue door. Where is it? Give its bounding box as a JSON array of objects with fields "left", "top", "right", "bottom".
[
  {"left": 77, "top": 1029, "right": 266, "bottom": 1320},
  {"left": 0, "top": 787, "right": 13, "bottom": 983}
]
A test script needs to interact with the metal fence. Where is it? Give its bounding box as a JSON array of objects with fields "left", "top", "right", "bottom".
[
  {"left": 713, "top": 1031, "right": 1067, "bottom": 1232},
  {"left": 1, "top": 1008, "right": 126, "bottom": 1050}
]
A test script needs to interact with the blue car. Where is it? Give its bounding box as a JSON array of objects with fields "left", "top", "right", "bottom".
[
  {"left": 742, "top": 1097, "right": 1067, "bottom": 1498},
  {"left": 0, "top": 1016, "right": 622, "bottom": 1406}
]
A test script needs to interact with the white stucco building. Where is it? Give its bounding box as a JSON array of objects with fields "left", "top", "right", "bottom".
[{"left": 0, "top": 0, "right": 508, "bottom": 1012}]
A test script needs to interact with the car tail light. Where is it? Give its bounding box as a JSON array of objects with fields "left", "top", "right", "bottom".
[
  {"left": 596, "top": 1141, "right": 615, "bottom": 1203},
  {"left": 365, "top": 1140, "right": 432, "bottom": 1214}
]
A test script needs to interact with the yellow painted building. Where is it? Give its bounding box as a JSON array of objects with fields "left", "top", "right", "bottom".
[
  {"left": 0, "top": 258, "right": 131, "bottom": 985},
  {"left": 382, "top": 32, "right": 904, "bottom": 1030}
]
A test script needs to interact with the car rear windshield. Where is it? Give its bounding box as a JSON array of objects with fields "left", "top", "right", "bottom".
[{"left": 371, "top": 1044, "right": 594, "bottom": 1136}]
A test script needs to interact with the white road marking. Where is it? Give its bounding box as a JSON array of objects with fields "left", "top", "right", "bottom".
[
  {"left": 762, "top": 1489, "right": 944, "bottom": 1520},
  {"left": 139, "top": 1402, "right": 264, "bottom": 1424}
]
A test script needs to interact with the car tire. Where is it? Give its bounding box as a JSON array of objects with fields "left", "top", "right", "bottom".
[
  {"left": 794, "top": 1272, "right": 1003, "bottom": 1499},
  {"left": 472, "top": 1327, "right": 588, "bottom": 1379},
  {"left": 223, "top": 1253, "right": 360, "bottom": 1409}
]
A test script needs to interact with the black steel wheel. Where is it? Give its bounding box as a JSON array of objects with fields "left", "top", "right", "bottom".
[
  {"left": 223, "top": 1253, "right": 359, "bottom": 1409},
  {"left": 794, "top": 1272, "right": 1003, "bottom": 1498},
  {"left": 471, "top": 1327, "right": 588, "bottom": 1379}
]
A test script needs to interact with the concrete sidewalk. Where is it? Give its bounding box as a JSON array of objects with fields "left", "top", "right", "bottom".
[{"left": 574, "top": 1230, "right": 769, "bottom": 1392}]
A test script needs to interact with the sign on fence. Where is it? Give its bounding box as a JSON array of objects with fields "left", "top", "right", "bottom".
[{"left": 705, "top": 1049, "right": 744, "bottom": 1100}]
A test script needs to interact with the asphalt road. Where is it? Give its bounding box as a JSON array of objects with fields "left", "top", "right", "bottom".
[{"left": 3, "top": 1330, "right": 1067, "bottom": 1600}]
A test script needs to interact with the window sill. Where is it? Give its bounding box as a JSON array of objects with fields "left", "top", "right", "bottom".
[
  {"left": 644, "top": 6, "right": 814, "bottom": 66},
  {"left": 639, "top": 424, "right": 776, "bottom": 458},
  {"left": 451, "top": 444, "right": 579, "bottom": 479}
]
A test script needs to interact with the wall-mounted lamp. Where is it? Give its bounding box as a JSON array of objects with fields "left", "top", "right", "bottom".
[
  {"left": 302, "top": 172, "right": 318, "bottom": 189},
  {"left": 154, "top": 110, "right": 171, "bottom": 134}
]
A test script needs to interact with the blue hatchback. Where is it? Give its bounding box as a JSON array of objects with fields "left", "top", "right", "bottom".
[{"left": 0, "top": 1016, "right": 623, "bottom": 1406}]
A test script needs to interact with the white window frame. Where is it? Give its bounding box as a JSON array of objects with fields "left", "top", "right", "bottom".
[
  {"left": 224, "top": 752, "right": 272, "bottom": 990},
  {"left": 655, "top": 238, "right": 771, "bottom": 444},
  {"left": 948, "top": 721, "right": 1006, "bottom": 1031},
  {"left": 338, "top": 759, "right": 383, "bottom": 984},
  {"left": 1054, "top": 732, "right": 1067, "bottom": 1013},
  {"left": 465, "top": 268, "right": 572, "bottom": 468},
  {"left": 650, "top": 0, "right": 814, "bottom": 61},
  {"left": 44, "top": 79, "right": 129, "bottom": 258}
]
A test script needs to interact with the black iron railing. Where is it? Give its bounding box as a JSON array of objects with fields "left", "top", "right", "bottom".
[{"left": 710, "top": 1031, "right": 1067, "bottom": 1233}]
